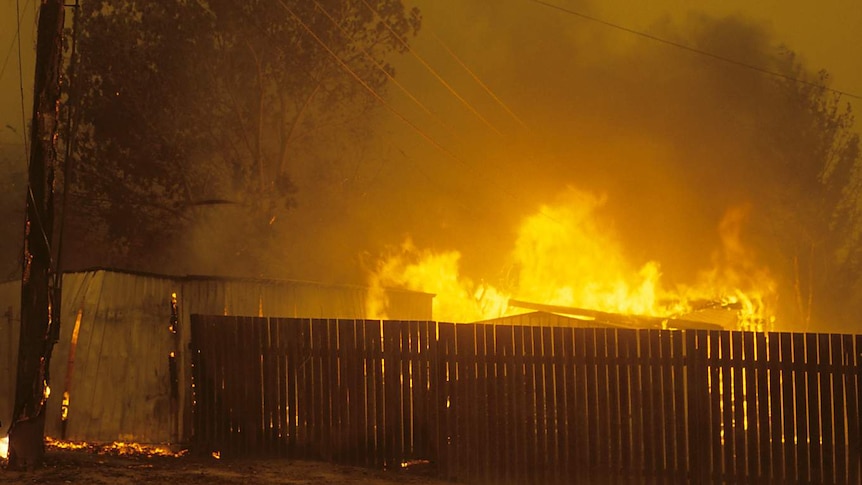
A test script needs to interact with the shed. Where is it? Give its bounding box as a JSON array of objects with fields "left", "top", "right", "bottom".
[{"left": 0, "top": 268, "right": 432, "bottom": 445}]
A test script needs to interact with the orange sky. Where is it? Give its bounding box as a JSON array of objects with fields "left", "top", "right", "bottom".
[{"left": 1, "top": 1, "right": 860, "bottom": 147}]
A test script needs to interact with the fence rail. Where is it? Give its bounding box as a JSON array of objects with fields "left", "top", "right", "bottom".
[{"left": 190, "top": 315, "right": 862, "bottom": 484}]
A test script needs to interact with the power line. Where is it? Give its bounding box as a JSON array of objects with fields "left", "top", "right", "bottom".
[
  {"left": 431, "top": 32, "right": 531, "bottom": 131},
  {"left": 358, "top": 0, "right": 507, "bottom": 138},
  {"left": 278, "top": 1, "right": 566, "bottom": 229},
  {"left": 310, "top": 0, "right": 462, "bottom": 142},
  {"left": 0, "top": 0, "right": 33, "bottom": 81},
  {"left": 276, "top": 0, "right": 466, "bottom": 166},
  {"left": 17, "top": 0, "right": 32, "bottom": 161},
  {"left": 530, "top": 0, "right": 862, "bottom": 100}
]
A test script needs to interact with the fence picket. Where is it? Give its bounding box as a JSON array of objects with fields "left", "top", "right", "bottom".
[
  {"left": 617, "top": 329, "right": 634, "bottom": 480},
  {"left": 767, "top": 332, "right": 783, "bottom": 480},
  {"left": 573, "top": 328, "right": 590, "bottom": 479},
  {"left": 820, "top": 334, "right": 835, "bottom": 483},
  {"left": 743, "top": 331, "right": 758, "bottom": 478},
  {"left": 659, "top": 330, "right": 675, "bottom": 478},
  {"left": 807, "top": 333, "right": 822, "bottom": 483},
  {"left": 850, "top": 335, "right": 862, "bottom": 483},
  {"left": 496, "top": 325, "right": 516, "bottom": 483},
  {"left": 755, "top": 332, "right": 770, "bottom": 479},
  {"left": 832, "top": 334, "right": 847, "bottom": 484}
]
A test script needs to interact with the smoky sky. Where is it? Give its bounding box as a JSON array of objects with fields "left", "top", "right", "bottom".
[
  {"left": 273, "top": 3, "right": 784, "bottom": 270},
  {"left": 206, "top": 0, "right": 856, "bottom": 332}
]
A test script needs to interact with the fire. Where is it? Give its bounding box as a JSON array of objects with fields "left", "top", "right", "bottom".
[
  {"left": 676, "top": 204, "right": 776, "bottom": 331},
  {"left": 367, "top": 239, "right": 513, "bottom": 322},
  {"left": 44, "top": 436, "right": 187, "bottom": 457},
  {"left": 45, "top": 436, "right": 91, "bottom": 452},
  {"left": 0, "top": 436, "right": 7, "bottom": 460},
  {"left": 511, "top": 190, "right": 664, "bottom": 316},
  {"left": 368, "top": 188, "right": 776, "bottom": 329}
]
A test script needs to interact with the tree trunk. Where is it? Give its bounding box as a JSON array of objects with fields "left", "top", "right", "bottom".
[{"left": 8, "top": 0, "right": 65, "bottom": 470}]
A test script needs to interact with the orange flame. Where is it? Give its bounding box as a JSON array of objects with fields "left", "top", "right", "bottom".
[
  {"left": 367, "top": 239, "right": 513, "bottom": 322},
  {"left": 45, "top": 437, "right": 187, "bottom": 457},
  {"left": 511, "top": 190, "right": 664, "bottom": 316},
  {"left": 368, "top": 188, "right": 776, "bottom": 329}
]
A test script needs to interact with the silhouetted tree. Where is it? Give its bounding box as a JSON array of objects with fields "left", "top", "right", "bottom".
[
  {"left": 64, "top": 0, "right": 420, "bottom": 273},
  {"left": 752, "top": 51, "right": 862, "bottom": 331}
]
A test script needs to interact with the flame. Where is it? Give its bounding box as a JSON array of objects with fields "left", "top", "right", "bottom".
[
  {"left": 104, "top": 441, "right": 184, "bottom": 457},
  {"left": 676, "top": 204, "right": 776, "bottom": 331},
  {"left": 45, "top": 436, "right": 91, "bottom": 451},
  {"left": 45, "top": 437, "right": 187, "bottom": 457},
  {"left": 0, "top": 436, "right": 8, "bottom": 460},
  {"left": 61, "top": 391, "right": 70, "bottom": 421},
  {"left": 367, "top": 239, "right": 513, "bottom": 322},
  {"left": 368, "top": 188, "right": 776, "bottom": 329},
  {"left": 511, "top": 190, "right": 664, "bottom": 316}
]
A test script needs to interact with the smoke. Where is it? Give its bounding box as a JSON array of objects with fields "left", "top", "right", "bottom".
[
  {"left": 365, "top": 3, "right": 781, "bottom": 261},
  {"left": 175, "top": 0, "right": 858, "bottom": 331}
]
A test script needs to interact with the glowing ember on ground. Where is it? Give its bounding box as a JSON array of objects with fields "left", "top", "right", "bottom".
[
  {"left": 45, "top": 436, "right": 187, "bottom": 457},
  {"left": 368, "top": 188, "right": 776, "bottom": 329}
]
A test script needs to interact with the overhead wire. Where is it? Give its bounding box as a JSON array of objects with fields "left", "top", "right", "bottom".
[
  {"left": 277, "top": 1, "right": 566, "bottom": 229},
  {"left": 0, "top": 0, "right": 32, "bottom": 81},
  {"left": 310, "top": 0, "right": 463, "bottom": 142},
  {"left": 430, "top": 32, "right": 531, "bottom": 132},
  {"left": 17, "top": 0, "right": 32, "bottom": 161},
  {"left": 357, "top": 0, "right": 506, "bottom": 138},
  {"left": 276, "top": 0, "right": 468, "bottom": 168},
  {"left": 530, "top": 0, "right": 862, "bottom": 100}
]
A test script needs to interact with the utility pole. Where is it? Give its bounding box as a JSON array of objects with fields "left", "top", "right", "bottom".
[{"left": 7, "top": 0, "right": 65, "bottom": 470}]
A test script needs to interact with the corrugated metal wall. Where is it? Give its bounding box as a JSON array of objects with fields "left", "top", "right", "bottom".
[
  {"left": 43, "top": 271, "right": 176, "bottom": 443},
  {"left": 0, "top": 269, "right": 433, "bottom": 445},
  {"left": 0, "top": 279, "right": 20, "bottom": 432}
]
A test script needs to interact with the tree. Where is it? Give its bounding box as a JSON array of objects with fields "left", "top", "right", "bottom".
[
  {"left": 63, "top": 0, "right": 421, "bottom": 274},
  {"left": 749, "top": 51, "right": 862, "bottom": 331}
]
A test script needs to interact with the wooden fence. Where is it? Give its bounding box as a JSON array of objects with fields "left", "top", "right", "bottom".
[{"left": 189, "top": 315, "right": 862, "bottom": 484}]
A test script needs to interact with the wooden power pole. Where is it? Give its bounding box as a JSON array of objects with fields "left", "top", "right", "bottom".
[{"left": 7, "top": 0, "right": 65, "bottom": 470}]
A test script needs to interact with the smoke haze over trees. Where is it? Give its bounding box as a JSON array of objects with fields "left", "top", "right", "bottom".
[{"left": 7, "top": 0, "right": 860, "bottom": 332}]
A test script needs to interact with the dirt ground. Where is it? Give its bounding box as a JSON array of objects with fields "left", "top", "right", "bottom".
[{"left": 1, "top": 448, "right": 452, "bottom": 485}]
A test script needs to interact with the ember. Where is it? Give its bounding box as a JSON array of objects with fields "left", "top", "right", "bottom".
[{"left": 45, "top": 436, "right": 187, "bottom": 458}]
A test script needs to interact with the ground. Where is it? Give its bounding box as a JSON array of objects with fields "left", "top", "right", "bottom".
[{"left": 1, "top": 449, "right": 451, "bottom": 485}]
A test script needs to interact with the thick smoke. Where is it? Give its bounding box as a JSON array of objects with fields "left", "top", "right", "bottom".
[{"left": 176, "top": 1, "right": 859, "bottom": 331}]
